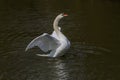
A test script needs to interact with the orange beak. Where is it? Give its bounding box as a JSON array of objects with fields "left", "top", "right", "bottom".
[{"left": 64, "top": 13, "right": 68, "bottom": 16}]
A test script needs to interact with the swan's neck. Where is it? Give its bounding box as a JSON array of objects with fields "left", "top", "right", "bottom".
[{"left": 53, "top": 16, "right": 62, "bottom": 35}]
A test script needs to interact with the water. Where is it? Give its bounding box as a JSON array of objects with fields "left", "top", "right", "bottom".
[{"left": 0, "top": 0, "right": 120, "bottom": 80}]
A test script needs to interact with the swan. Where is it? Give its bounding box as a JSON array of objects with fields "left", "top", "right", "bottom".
[{"left": 25, "top": 13, "right": 70, "bottom": 57}]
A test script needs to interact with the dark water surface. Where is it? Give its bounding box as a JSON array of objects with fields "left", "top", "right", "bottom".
[{"left": 0, "top": 0, "right": 120, "bottom": 80}]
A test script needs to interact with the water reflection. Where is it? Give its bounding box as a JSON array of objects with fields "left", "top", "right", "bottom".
[{"left": 53, "top": 59, "right": 69, "bottom": 80}]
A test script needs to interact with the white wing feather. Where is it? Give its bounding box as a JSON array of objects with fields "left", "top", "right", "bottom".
[{"left": 25, "top": 33, "right": 60, "bottom": 52}]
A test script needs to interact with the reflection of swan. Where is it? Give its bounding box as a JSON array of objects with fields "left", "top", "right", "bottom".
[
  {"left": 25, "top": 13, "right": 70, "bottom": 57},
  {"left": 54, "top": 60, "right": 69, "bottom": 80}
]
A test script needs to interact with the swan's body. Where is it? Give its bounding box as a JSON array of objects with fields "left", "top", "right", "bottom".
[{"left": 25, "top": 13, "right": 70, "bottom": 57}]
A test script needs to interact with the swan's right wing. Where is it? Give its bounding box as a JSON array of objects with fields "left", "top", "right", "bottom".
[{"left": 25, "top": 33, "right": 60, "bottom": 52}]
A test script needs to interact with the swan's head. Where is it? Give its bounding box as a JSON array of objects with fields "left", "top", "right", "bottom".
[
  {"left": 57, "top": 13, "right": 68, "bottom": 19},
  {"left": 53, "top": 13, "right": 68, "bottom": 28}
]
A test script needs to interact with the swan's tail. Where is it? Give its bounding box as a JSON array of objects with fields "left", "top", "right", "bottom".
[{"left": 36, "top": 54, "right": 50, "bottom": 57}]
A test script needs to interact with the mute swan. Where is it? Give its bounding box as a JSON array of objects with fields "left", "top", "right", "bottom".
[{"left": 25, "top": 13, "right": 70, "bottom": 57}]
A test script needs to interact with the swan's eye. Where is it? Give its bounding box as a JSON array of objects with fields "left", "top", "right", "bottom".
[{"left": 61, "top": 13, "right": 64, "bottom": 16}]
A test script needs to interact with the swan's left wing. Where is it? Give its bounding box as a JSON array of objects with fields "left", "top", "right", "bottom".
[{"left": 25, "top": 33, "right": 60, "bottom": 52}]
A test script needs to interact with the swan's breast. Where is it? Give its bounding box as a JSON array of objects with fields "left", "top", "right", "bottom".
[{"left": 53, "top": 40, "right": 70, "bottom": 57}]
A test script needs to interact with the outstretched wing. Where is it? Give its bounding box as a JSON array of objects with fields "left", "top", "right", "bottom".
[{"left": 25, "top": 33, "right": 60, "bottom": 52}]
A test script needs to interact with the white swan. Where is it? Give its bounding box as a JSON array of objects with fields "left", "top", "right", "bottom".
[{"left": 25, "top": 13, "right": 70, "bottom": 57}]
